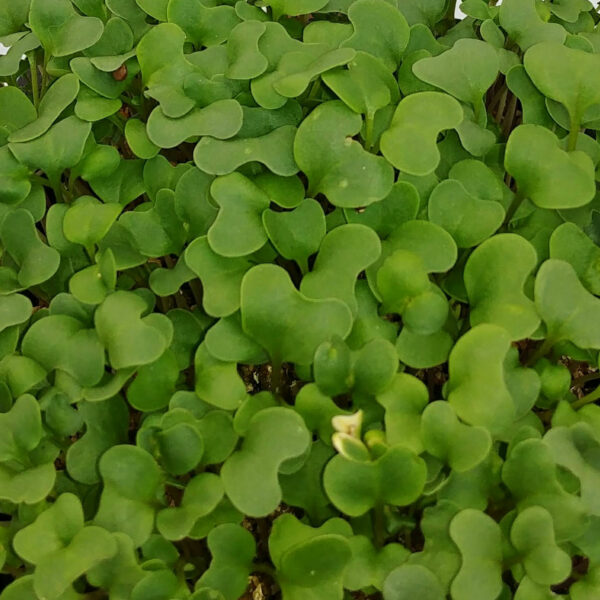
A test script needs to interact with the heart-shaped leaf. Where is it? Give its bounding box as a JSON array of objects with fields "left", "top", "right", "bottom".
[
  {"left": 428, "top": 179, "right": 505, "bottom": 248},
  {"left": 502, "top": 437, "right": 587, "bottom": 542},
  {"left": 208, "top": 173, "right": 270, "bottom": 258},
  {"left": 464, "top": 233, "right": 540, "bottom": 340},
  {"left": 505, "top": 124, "right": 595, "bottom": 209},
  {"left": 221, "top": 407, "right": 310, "bottom": 517},
  {"left": 301, "top": 224, "right": 381, "bottom": 316},
  {"left": 95, "top": 444, "right": 162, "bottom": 546},
  {"left": 169, "top": 0, "right": 240, "bottom": 48},
  {"left": 30, "top": 0, "right": 104, "bottom": 57},
  {"left": 550, "top": 222, "right": 600, "bottom": 295},
  {"left": 380, "top": 92, "right": 463, "bottom": 176},
  {"left": 0, "top": 209, "right": 60, "bottom": 288},
  {"left": 146, "top": 99, "right": 243, "bottom": 148},
  {"left": 9, "top": 116, "right": 91, "bottom": 185},
  {"left": 447, "top": 324, "right": 526, "bottom": 437},
  {"left": 241, "top": 264, "right": 353, "bottom": 365},
  {"left": 413, "top": 39, "right": 499, "bottom": 119},
  {"left": 449, "top": 509, "right": 503, "bottom": 600},
  {"left": 196, "top": 524, "right": 256, "bottom": 600},
  {"left": 510, "top": 506, "right": 571, "bottom": 585},
  {"left": 9, "top": 74, "right": 79, "bottom": 143},
  {"left": 341, "top": 0, "right": 409, "bottom": 71},
  {"left": 322, "top": 51, "right": 399, "bottom": 119},
  {"left": 21, "top": 315, "right": 105, "bottom": 387},
  {"left": 157, "top": 472, "right": 224, "bottom": 540},
  {"left": 194, "top": 125, "right": 298, "bottom": 176},
  {"left": 63, "top": 196, "right": 122, "bottom": 249},
  {"left": 185, "top": 237, "right": 252, "bottom": 318},
  {"left": 524, "top": 42, "right": 600, "bottom": 134},
  {"left": 194, "top": 343, "right": 247, "bottom": 411},
  {"left": 94, "top": 290, "right": 173, "bottom": 369},
  {"left": 421, "top": 401, "right": 492, "bottom": 472},
  {"left": 535, "top": 259, "right": 600, "bottom": 350},
  {"left": 499, "top": 0, "right": 566, "bottom": 51},
  {"left": 263, "top": 198, "right": 326, "bottom": 273},
  {"left": 270, "top": 514, "right": 352, "bottom": 600},
  {"left": 383, "top": 565, "right": 445, "bottom": 600},
  {"left": 66, "top": 396, "right": 128, "bottom": 485},
  {"left": 323, "top": 445, "right": 427, "bottom": 516},
  {"left": 294, "top": 101, "right": 394, "bottom": 208}
]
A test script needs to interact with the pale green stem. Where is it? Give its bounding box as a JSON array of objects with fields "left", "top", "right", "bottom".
[
  {"left": 372, "top": 502, "right": 386, "bottom": 549},
  {"left": 297, "top": 256, "right": 309, "bottom": 276},
  {"left": 572, "top": 385, "right": 600, "bottom": 410},
  {"left": 568, "top": 114, "right": 581, "bottom": 151},
  {"left": 503, "top": 190, "right": 524, "bottom": 227},
  {"left": 28, "top": 52, "right": 39, "bottom": 108},
  {"left": 40, "top": 51, "right": 49, "bottom": 100}
]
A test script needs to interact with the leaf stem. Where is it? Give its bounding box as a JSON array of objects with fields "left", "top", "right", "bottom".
[
  {"left": 40, "top": 51, "right": 49, "bottom": 100},
  {"left": 373, "top": 502, "right": 386, "bottom": 548},
  {"left": 28, "top": 51, "right": 39, "bottom": 108},
  {"left": 568, "top": 114, "right": 580, "bottom": 151},
  {"left": 572, "top": 371, "right": 600, "bottom": 388},
  {"left": 297, "top": 256, "right": 309, "bottom": 276},
  {"left": 30, "top": 173, "right": 52, "bottom": 188},
  {"left": 503, "top": 190, "right": 524, "bottom": 227},
  {"left": 572, "top": 385, "right": 600, "bottom": 410},
  {"left": 307, "top": 78, "right": 322, "bottom": 102}
]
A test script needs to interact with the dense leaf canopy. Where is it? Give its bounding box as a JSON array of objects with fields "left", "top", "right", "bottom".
[{"left": 1, "top": 1, "right": 600, "bottom": 599}]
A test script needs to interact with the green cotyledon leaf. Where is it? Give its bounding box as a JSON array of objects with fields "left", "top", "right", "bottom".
[
  {"left": 29, "top": 0, "right": 104, "bottom": 57},
  {"left": 146, "top": 99, "right": 243, "bottom": 149},
  {"left": 499, "top": 0, "right": 566, "bottom": 51},
  {"left": 427, "top": 179, "right": 505, "bottom": 249},
  {"left": 221, "top": 407, "right": 310, "bottom": 517},
  {"left": 535, "top": 259, "right": 600, "bottom": 350},
  {"left": 510, "top": 506, "right": 571, "bottom": 585},
  {"left": 550, "top": 222, "right": 600, "bottom": 295},
  {"left": 207, "top": 172, "right": 270, "bottom": 258},
  {"left": 8, "top": 74, "right": 79, "bottom": 143},
  {"left": 341, "top": 0, "right": 410, "bottom": 71},
  {"left": 9, "top": 116, "right": 92, "bottom": 185},
  {"left": 294, "top": 100, "right": 394, "bottom": 208},
  {"left": 194, "top": 125, "right": 298, "bottom": 176},
  {"left": 505, "top": 124, "right": 595, "bottom": 209},
  {"left": 323, "top": 444, "right": 427, "bottom": 516},
  {"left": 380, "top": 92, "right": 463, "bottom": 176},
  {"left": 464, "top": 233, "right": 540, "bottom": 341},
  {"left": 446, "top": 324, "right": 530, "bottom": 437},
  {"left": 168, "top": 0, "right": 240, "bottom": 48},
  {"left": 262, "top": 198, "right": 326, "bottom": 274},
  {"left": 94, "top": 290, "right": 173, "bottom": 369},
  {"left": 269, "top": 514, "right": 352, "bottom": 600},
  {"left": 196, "top": 524, "right": 256, "bottom": 600},
  {"left": 524, "top": 41, "right": 600, "bottom": 133},
  {"left": 383, "top": 565, "right": 445, "bottom": 600},
  {"left": 449, "top": 509, "right": 503, "bottom": 600},
  {"left": 241, "top": 264, "right": 353, "bottom": 366},
  {"left": 94, "top": 444, "right": 162, "bottom": 546},
  {"left": 413, "top": 39, "right": 499, "bottom": 119},
  {"left": 300, "top": 224, "right": 381, "bottom": 316},
  {"left": 502, "top": 437, "right": 587, "bottom": 542}
]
